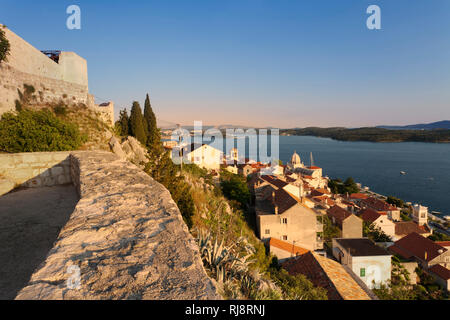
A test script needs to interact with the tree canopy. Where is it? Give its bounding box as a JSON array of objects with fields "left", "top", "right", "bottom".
[{"left": 0, "top": 26, "right": 10, "bottom": 64}]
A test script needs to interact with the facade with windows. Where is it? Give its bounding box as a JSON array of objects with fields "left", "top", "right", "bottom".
[{"left": 332, "top": 238, "right": 391, "bottom": 289}]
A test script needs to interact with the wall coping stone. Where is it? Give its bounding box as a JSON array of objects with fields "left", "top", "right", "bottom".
[{"left": 15, "top": 151, "right": 220, "bottom": 300}]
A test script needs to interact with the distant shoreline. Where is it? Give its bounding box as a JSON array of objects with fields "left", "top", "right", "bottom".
[{"left": 280, "top": 127, "right": 450, "bottom": 143}]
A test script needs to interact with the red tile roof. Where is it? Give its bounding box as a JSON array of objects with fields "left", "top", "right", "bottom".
[
  {"left": 429, "top": 264, "right": 450, "bottom": 280},
  {"left": 260, "top": 175, "right": 288, "bottom": 189},
  {"left": 360, "top": 208, "right": 383, "bottom": 223},
  {"left": 269, "top": 238, "right": 309, "bottom": 256},
  {"left": 327, "top": 205, "right": 353, "bottom": 227},
  {"left": 394, "top": 221, "right": 431, "bottom": 237},
  {"left": 308, "top": 166, "right": 322, "bottom": 170},
  {"left": 282, "top": 252, "right": 371, "bottom": 300},
  {"left": 349, "top": 193, "right": 369, "bottom": 200},
  {"left": 361, "top": 197, "right": 397, "bottom": 212},
  {"left": 273, "top": 189, "right": 299, "bottom": 214},
  {"left": 435, "top": 241, "right": 450, "bottom": 248},
  {"left": 389, "top": 232, "right": 447, "bottom": 262}
]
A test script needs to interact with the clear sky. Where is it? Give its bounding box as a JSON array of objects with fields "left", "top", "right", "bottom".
[{"left": 1, "top": 0, "right": 449, "bottom": 128}]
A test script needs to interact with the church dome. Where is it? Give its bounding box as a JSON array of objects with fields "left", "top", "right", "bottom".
[{"left": 291, "top": 151, "right": 301, "bottom": 165}]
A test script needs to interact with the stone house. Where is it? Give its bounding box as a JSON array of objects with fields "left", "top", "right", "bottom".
[
  {"left": 360, "top": 208, "right": 396, "bottom": 239},
  {"left": 332, "top": 238, "right": 392, "bottom": 289},
  {"left": 327, "top": 205, "right": 363, "bottom": 238},
  {"left": 256, "top": 187, "right": 322, "bottom": 251}
]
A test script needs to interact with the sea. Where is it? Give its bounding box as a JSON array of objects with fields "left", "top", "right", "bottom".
[{"left": 223, "top": 135, "right": 450, "bottom": 218}]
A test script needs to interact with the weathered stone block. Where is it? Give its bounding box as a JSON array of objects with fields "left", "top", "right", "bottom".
[
  {"left": 0, "top": 178, "right": 15, "bottom": 196},
  {"left": 0, "top": 156, "right": 15, "bottom": 169}
]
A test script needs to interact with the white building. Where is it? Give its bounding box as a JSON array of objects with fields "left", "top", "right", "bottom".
[
  {"left": 412, "top": 204, "right": 428, "bottom": 226},
  {"left": 332, "top": 238, "right": 392, "bottom": 289},
  {"left": 179, "top": 143, "right": 222, "bottom": 171}
]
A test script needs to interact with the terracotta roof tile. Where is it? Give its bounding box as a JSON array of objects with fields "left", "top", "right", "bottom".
[
  {"left": 360, "top": 208, "right": 382, "bottom": 223},
  {"left": 282, "top": 252, "right": 371, "bottom": 300},
  {"left": 389, "top": 232, "right": 447, "bottom": 262},
  {"left": 395, "top": 221, "right": 431, "bottom": 237},
  {"left": 429, "top": 264, "right": 450, "bottom": 280},
  {"left": 361, "top": 197, "right": 397, "bottom": 212},
  {"left": 269, "top": 238, "right": 309, "bottom": 256},
  {"left": 349, "top": 193, "right": 369, "bottom": 200},
  {"left": 327, "top": 205, "right": 353, "bottom": 227}
]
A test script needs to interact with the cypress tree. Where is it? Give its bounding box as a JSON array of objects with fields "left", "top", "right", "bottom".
[
  {"left": 129, "top": 101, "right": 147, "bottom": 145},
  {"left": 115, "top": 108, "right": 129, "bottom": 137},
  {"left": 143, "top": 93, "right": 162, "bottom": 153}
]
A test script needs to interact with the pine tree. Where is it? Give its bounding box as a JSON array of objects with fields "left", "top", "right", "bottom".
[
  {"left": 143, "top": 94, "right": 161, "bottom": 152},
  {"left": 115, "top": 108, "right": 129, "bottom": 137},
  {"left": 129, "top": 101, "right": 147, "bottom": 145}
]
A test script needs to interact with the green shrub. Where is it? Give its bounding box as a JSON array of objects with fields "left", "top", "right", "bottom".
[
  {"left": 0, "top": 26, "right": 10, "bottom": 63},
  {"left": 0, "top": 109, "right": 85, "bottom": 152}
]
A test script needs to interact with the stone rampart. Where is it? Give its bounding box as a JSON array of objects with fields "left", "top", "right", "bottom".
[{"left": 13, "top": 151, "right": 220, "bottom": 300}]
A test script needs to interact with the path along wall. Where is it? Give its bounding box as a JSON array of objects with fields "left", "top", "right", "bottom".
[{"left": 13, "top": 151, "right": 220, "bottom": 300}]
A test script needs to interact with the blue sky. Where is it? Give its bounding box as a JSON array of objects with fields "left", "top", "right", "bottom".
[{"left": 1, "top": 0, "right": 449, "bottom": 127}]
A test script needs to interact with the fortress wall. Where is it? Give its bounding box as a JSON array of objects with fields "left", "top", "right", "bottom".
[
  {"left": 0, "top": 152, "right": 72, "bottom": 196},
  {"left": 2, "top": 27, "right": 88, "bottom": 87},
  {"left": 14, "top": 151, "right": 220, "bottom": 300},
  {"left": 0, "top": 27, "right": 114, "bottom": 125},
  {"left": 0, "top": 64, "right": 91, "bottom": 114}
]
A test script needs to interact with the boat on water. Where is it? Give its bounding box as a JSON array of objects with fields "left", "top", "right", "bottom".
[{"left": 400, "top": 171, "right": 407, "bottom": 175}]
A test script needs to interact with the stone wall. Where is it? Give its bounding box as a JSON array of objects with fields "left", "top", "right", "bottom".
[
  {"left": 1, "top": 26, "right": 88, "bottom": 87},
  {"left": 0, "top": 64, "right": 91, "bottom": 115},
  {"left": 0, "top": 26, "right": 114, "bottom": 124},
  {"left": 15, "top": 151, "right": 220, "bottom": 300},
  {"left": 0, "top": 152, "right": 72, "bottom": 196}
]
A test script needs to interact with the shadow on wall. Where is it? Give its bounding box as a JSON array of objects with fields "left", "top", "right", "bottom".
[{"left": 0, "top": 153, "right": 79, "bottom": 299}]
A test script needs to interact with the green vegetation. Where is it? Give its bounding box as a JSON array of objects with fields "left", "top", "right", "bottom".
[
  {"left": 363, "top": 221, "right": 393, "bottom": 242},
  {"left": 281, "top": 127, "right": 450, "bottom": 143},
  {"left": 0, "top": 26, "right": 10, "bottom": 63},
  {"left": 322, "top": 215, "right": 340, "bottom": 248},
  {"left": 15, "top": 84, "right": 36, "bottom": 111},
  {"left": 219, "top": 170, "right": 251, "bottom": 209},
  {"left": 328, "top": 177, "right": 359, "bottom": 194},
  {"left": 386, "top": 196, "right": 404, "bottom": 208},
  {"left": 129, "top": 101, "right": 147, "bottom": 145},
  {"left": 143, "top": 93, "right": 161, "bottom": 152},
  {"left": 374, "top": 256, "right": 449, "bottom": 300},
  {"left": 115, "top": 108, "right": 129, "bottom": 137},
  {"left": 428, "top": 232, "right": 450, "bottom": 242},
  {"left": 267, "top": 266, "right": 328, "bottom": 300},
  {"left": 0, "top": 109, "right": 85, "bottom": 152},
  {"left": 123, "top": 93, "right": 329, "bottom": 299}
]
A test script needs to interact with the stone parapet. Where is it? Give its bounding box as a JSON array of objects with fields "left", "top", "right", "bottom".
[{"left": 15, "top": 151, "right": 220, "bottom": 300}]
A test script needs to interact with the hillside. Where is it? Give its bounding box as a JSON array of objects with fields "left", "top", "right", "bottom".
[
  {"left": 280, "top": 127, "right": 450, "bottom": 143},
  {"left": 377, "top": 120, "right": 450, "bottom": 130}
]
